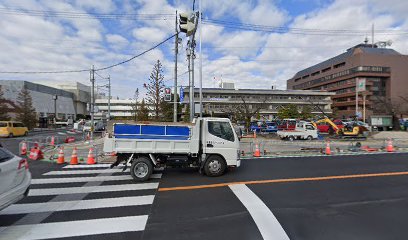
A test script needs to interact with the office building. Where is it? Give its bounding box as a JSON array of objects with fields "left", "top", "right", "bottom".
[{"left": 287, "top": 43, "right": 408, "bottom": 119}]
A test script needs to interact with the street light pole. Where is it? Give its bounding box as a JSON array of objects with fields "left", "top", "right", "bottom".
[
  {"left": 90, "top": 65, "right": 95, "bottom": 140},
  {"left": 134, "top": 88, "right": 139, "bottom": 122},
  {"left": 53, "top": 95, "right": 58, "bottom": 129},
  {"left": 108, "top": 75, "right": 111, "bottom": 120}
]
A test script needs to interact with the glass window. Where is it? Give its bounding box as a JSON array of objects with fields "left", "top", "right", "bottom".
[
  {"left": 306, "top": 125, "right": 315, "bottom": 130},
  {"left": 0, "top": 148, "right": 13, "bottom": 163},
  {"left": 0, "top": 122, "right": 7, "bottom": 127},
  {"left": 14, "top": 123, "right": 25, "bottom": 127},
  {"left": 208, "top": 121, "right": 235, "bottom": 142}
]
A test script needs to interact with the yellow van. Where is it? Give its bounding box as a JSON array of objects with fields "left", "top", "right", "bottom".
[{"left": 0, "top": 121, "right": 29, "bottom": 137}]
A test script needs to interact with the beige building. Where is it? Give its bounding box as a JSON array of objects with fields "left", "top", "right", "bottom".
[{"left": 183, "top": 84, "right": 334, "bottom": 120}]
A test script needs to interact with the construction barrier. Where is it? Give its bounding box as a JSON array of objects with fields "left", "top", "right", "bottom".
[
  {"left": 70, "top": 147, "right": 79, "bottom": 165},
  {"left": 28, "top": 147, "right": 43, "bottom": 160}
]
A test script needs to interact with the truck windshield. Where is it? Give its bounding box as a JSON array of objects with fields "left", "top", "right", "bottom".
[{"left": 208, "top": 121, "right": 235, "bottom": 142}]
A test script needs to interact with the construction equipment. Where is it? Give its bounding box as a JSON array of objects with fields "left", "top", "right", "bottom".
[{"left": 312, "top": 118, "right": 368, "bottom": 139}]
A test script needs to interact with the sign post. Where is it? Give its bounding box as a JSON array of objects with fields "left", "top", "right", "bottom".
[{"left": 356, "top": 78, "right": 366, "bottom": 120}]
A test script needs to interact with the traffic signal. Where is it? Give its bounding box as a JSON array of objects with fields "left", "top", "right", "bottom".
[
  {"left": 164, "top": 87, "right": 171, "bottom": 102},
  {"left": 179, "top": 12, "right": 197, "bottom": 37}
]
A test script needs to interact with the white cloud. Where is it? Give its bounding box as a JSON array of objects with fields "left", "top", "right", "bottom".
[{"left": 106, "top": 34, "right": 129, "bottom": 50}]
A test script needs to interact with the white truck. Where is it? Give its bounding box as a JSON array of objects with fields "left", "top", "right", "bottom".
[
  {"left": 277, "top": 121, "right": 318, "bottom": 141},
  {"left": 103, "top": 117, "right": 241, "bottom": 181}
]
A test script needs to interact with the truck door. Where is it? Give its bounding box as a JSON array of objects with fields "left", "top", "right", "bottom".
[{"left": 204, "top": 120, "right": 239, "bottom": 166}]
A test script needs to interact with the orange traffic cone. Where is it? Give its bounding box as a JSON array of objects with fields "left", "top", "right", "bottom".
[
  {"left": 50, "top": 136, "right": 55, "bottom": 146},
  {"left": 87, "top": 147, "right": 96, "bottom": 164},
  {"left": 253, "top": 143, "right": 261, "bottom": 157},
  {"left": 253, "top": 131, "right": 257, "bottom": 139},
  {"left": 325, "top": 141, "right": 331, "bottom": 155},
  {"left": 386, "top": 138, "right": 394, "bottom": 152},
  {"left": 70, "top": 147, "right": 79, "bottom": 165},
  {"left": 86, "top": 132, "right": 90, "bottom": 141},
  {"left": 20, "top": 142, "right": 27, "bottom": 155},
  {"left": 57, "top": 147, "right": 65, "bottom": 164}
]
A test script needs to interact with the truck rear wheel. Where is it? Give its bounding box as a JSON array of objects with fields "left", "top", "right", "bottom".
[
  {"left": 288, "top": 135, "right": 295, "bottom": 141},
  {"left": 204, "top": 155, "right": 226, "bottom": 177},
  {"left": 130, "top": 157, "right": 153, "bottom": 182}
]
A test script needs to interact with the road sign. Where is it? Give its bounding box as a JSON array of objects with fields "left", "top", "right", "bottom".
[
  {"left": 180, "top": 86, "right": 184, "bottom": 103},
  {"left": 356, "top": 78, "right": 366, "bottom": 92}
]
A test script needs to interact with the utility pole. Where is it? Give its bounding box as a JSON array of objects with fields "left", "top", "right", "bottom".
[
  {"left": 199, "top": 0, "right": 203, "bottom": 118},
  {"left": 107, "top": 75, "right": 111, "bottom": 120},
  {"left": 174, "top": 10, "right": 179, "bottom": 122},
  {"left": 187, "top": 42, "right": 194, "bottom": 122},
  {"left": 191, "top": 41, "right": 195, "bottom": 121},
  {"left": 90, "top": 65, "right": 95, "bottom": 140}
]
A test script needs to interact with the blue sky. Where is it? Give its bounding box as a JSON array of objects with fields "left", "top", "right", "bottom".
[{"left": 0, "top": 0, "right": 407, "bottom": 99}]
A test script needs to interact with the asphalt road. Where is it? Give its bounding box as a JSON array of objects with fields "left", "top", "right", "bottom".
[
  {"left": 0, "top": 130, "right": 92, "bottom": 155},
  {"left": 2, "top": 153, "right": 408, "bottom": 239}
]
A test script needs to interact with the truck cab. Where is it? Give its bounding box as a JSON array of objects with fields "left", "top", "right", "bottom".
[{"left": 104, "top": 117, "right": 240, "bottom": 181}]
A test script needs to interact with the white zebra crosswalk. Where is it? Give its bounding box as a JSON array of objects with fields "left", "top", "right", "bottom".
[{"left": 0, "top": 163, "right": 162, "bottom": 240}]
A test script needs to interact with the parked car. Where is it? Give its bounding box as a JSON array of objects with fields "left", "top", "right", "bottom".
[
  {"left": 263, "top": 121, "right": 278, "bottom": 133},
  {"left": 83, "top": 121, "right": 106, "bottom": 132},
  {"left": 0, "top": 121, "right": 29, "bottom": 138},
  {"left": 0, "top": 146, "right": 31, "bottom": 211},
  {"left": 277, "top": 119, "right": 297, "bottom": 130},
  {"left": 404, "top": 120, "right": 408, "bottom": 130},
  {"left": 249, "top": 121, "right": 263, "bottom": 133}
]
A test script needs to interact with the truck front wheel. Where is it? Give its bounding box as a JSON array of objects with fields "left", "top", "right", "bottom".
[
  {"left": 204, "top": 155, "right": 226, "bottom": 177},
  {"left": 130, "top": 157, "right": 153, "bottom": 182}
]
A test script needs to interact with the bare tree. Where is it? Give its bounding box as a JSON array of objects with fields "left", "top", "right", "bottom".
[
  {"left": 372, "top": 95, "right": 408, "bottom": 130},
  {"left": 144, "top": 60, "right": 165, "bottom": 121},
  {"left": 0, "top": 85, "right": 9, "bottom": 120},
  {"left": 222, "top": 96, "right": 267, "bottom": 130}
]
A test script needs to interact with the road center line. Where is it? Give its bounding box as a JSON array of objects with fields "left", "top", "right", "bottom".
[
  {"left": 229, "top": 184, "right": 290, "bottom": 240},
  {"left": 158, "top": 170, "right": 408, "bottom": 191}
]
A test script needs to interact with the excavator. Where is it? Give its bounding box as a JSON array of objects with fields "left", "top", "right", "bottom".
[
  {"left": 299, "top": 95, "right": 370, "bottom": 138},
  {"left": 311, "top": 118, "right": 369, "bottom": 138}
]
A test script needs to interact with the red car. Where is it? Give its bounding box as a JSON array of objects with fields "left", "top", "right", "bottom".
[
  {"left": 278, "top": 119, "right": 297, "bottom": 131},
  {"left": 316, "top": 119, "right": 344, "bottom": 133}
]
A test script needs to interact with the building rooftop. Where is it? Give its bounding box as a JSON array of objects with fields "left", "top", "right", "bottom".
[
  {"left": 184, "top": 87, "right": 334, "bottom": 95},
  {"left": 292, "top": 44, "right": 401, "bottom": 79}
]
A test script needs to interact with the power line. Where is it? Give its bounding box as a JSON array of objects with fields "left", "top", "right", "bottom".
[
  {"left": 0, "top": 34, "right": 176, "bottom": 74},
  {"left": 203, "top": 19, "right": 408, "bottom": 36},
  {"left": 95, "top": 33, "right": 176, "bottom": 71},
  {"left": 0, "top": 8, "right": 175, "bottom": 20}
]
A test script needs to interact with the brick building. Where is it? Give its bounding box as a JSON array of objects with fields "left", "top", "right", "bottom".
[{"left": 287, "top": 43, "right": 408, "bottom": 119}]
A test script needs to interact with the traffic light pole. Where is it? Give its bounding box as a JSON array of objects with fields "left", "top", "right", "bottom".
[
  {"left": 187, "top": 43, "right": 194, "bottom": 122},
  {"left": 191, "top": 41, "right": 195, "bottom": 121},
  {"left": 173, "top": 11, "right": 178, "bottom": 122}
]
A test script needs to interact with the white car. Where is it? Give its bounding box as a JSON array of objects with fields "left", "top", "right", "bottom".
[{"left": 0, "top": 146, "right": 31, "bottom": 211}]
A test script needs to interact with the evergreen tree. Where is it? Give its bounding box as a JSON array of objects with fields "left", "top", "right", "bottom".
[
  {"left": 277, "top": 104, "right": 299, "bottom": 119},
  {"left": 16, "top": 88, "right": 37, "bottom": 129},
  {"left": 300, "top": 105, "right": 313, "bottom": 120},
  {"left": 138, "top": 99, "right": 150, "bottom": 121},
  {"left": 145, "top": 60, "right": 165, "bottom": 121},
  {"left": 0, "top": 85, "right": 9, "bottom": 120}
]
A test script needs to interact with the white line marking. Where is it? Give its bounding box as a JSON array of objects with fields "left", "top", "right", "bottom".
[
  {"left": 0, "top": 195, "right": 154, "bottom": 215},
  {"left": 229, "top": 184, "right": 290, "bottom": 240},
  {"left": 63, "top": 164, "right": 165, "bottom": 171},
  {"left": 28, "top": 183, "right": 159, "bottom": 196},
  {"left": 63, "top": 164, "right": 112, "bottom": 168},
  {"left": 31, "top": 173, "right": 162, "bottom": 184},
  {"left": 0, "top": 215, "right": 148, "bottom": 240},
  {"left": 44, "top": 169, "right": 130, "bottom": 175}
]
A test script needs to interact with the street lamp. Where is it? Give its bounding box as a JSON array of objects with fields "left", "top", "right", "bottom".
[
  {"left": 134, "top": 88, "right": 139, "bottom": 122},
  {"left": 52, "top": 95, "right": 58, "bottom": 128}
]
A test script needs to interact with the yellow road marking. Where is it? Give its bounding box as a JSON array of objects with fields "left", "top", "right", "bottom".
[{"left": 158, "top": 171, "right": 408, "bottom": 192}]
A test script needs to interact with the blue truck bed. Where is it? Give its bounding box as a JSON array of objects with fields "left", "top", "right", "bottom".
[{"left": 113, "top": 124, "right": 190, "bottom": 140}]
